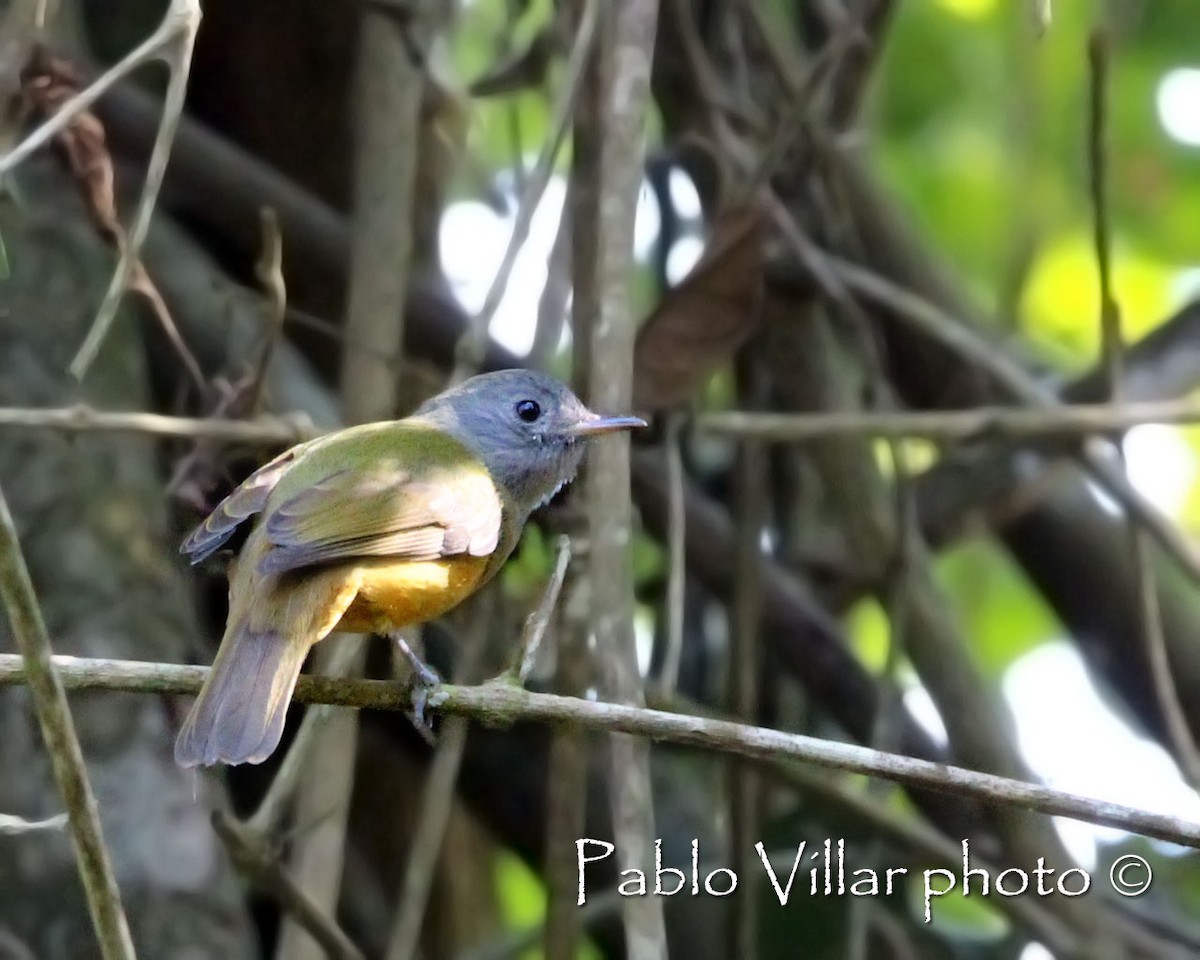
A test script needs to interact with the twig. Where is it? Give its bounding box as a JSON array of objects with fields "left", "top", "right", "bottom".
[
  {"left": 18, "top": 397, "right": 1200, "bottom": 444},
  {"left": 273, "top": 634, "right": 368, "bottom": 960},
  {"left": 1086, "top": 30, "right": 1200, "bottom": 787},
  {"left": 0, "top": 405, "right": 318, "bottom": 443},
  {"left": 246, "top": 639, "right": 367, "bottom": 838},
  {"left": 385, "top": 716, "right": 473, "bottom": 960},
  {"left": 0, "top": 812, "right": 67, "bottom": 834},
  {"left": 529, "top": 195, "right": 573, "bottom": 369},
  {"left": 697, "top": 399, "right": 1200, "bottom": 440},
  {"left": 248, "top": 207, "right": 287, "bottom": 414},
  {"left": 384, "top": 597, "right": 492, "bottom": 960},
  {"left": 509, "top": 535, "right": 571, "bottom": 683},
  {"left": 19, "top": 0, "right": 205, "bottom": 381},
  {"left": 0, "top": 489, "right": 135, "bottom": 960},
  {"left": 210, "top": 811, "right": 365, "bottom": 960},
  {"left": 3, "top": 654, "right": 1200, "bottom": 846},
  {"left": 452, "top": 0, "right": 599, "bottom": 381},
  {"left": 658, "top": 414, "right": 686, "bottom": 693}
]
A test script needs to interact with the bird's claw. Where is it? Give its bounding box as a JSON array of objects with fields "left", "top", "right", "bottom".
[
  {"left": 407, "top": 673, "right": 441, "bottom": 746},
  {"left": 389, "top": 631, "right": 441, "bottom": 744}
]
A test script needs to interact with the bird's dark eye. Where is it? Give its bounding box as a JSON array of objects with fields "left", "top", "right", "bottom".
[{"left": 515, "top": 399, "right": 541, "bottom": 423}]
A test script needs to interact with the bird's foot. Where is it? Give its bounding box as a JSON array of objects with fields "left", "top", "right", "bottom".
[{"left": 389, "top": 632, "right": 441, "bottom": 745}]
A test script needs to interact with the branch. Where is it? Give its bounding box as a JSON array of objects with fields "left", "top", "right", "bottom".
[
  {"left": 210, "top": 811, "right": 365, "bottom": 960},
  {"left": 0, "top": 491, "right": 136, "bottom": 960},
  {"left": 2, "top": 653, "right": 1200, "bottom": 847},
  {"left": 0, "top": 812, "right": 67, "bottom": 834},
  {"left": 0, "top": 405, "right": 317, "bottom": 443},
  {"left": 15, "top": 397, "right": 1200, "bottom": 445},
  {"left": 697, "top": 397, "right": 1200, "bottom": 440},
  {"left": 0, "top": 0, "right": 206, "bottom": 380}
]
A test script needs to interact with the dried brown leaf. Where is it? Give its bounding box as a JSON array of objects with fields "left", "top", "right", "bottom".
[{"left": 633, "top": 203, "right": 766, "bottom": 410}]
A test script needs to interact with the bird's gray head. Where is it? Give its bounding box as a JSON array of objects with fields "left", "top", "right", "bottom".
[{"left": 415, "top": 369, "right": 646, "bottom": 517}]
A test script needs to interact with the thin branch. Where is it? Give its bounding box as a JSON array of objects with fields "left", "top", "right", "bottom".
[
  {"left": 385, "top": 716, "right": 473, "bottom": 960},
  {"left": 4, "top": 654, "right": 1200, "bottom": 847},
  {"left": 0, "top": 812, "right": 67, "bottom": 834},
  {"left": 36, "top": 0, "right": 204, "bottom": 381},
  {"left": 452, "top": 0, "right": 599, "bottom": 381},
  {"left": 1086, "top": 29, "right": 1200, "bottom": 786},
  {"left": 0, "top": 406, "right": 318, "bottom": 443},
  {"left": 246, "top": 639, "right": 367, "bottom": 838},
  {"left": 210, "top": 811, "right": 365, "bottom": 960},
  {"left": 0, "top": 490, "right": 135, "bottom": 960},
  {"left": 17, "top": 397, "right": 1200, "bottom": 444},
  {"left": 509, "top": 536, "right": 572, "bottom": 683},
  {"left": 697, "top": 399, "right": 1200, "bottom": 440},
  {"left": 384, "top": 598, "right": 491, "bottom": 960},
  {"left": 272, "top": 636, "right": 367, "bottom": 960}
]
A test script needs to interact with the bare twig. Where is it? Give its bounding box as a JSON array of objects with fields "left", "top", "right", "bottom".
[
  {"left": 2, "top": 654, "right": 1200, "bottom": 846},
  {"left": 248, "top": 207, "right": 287, "bottom": 414},
  {"left": 0, "top": 405, "right": 318, "bottom": 443},
  {"left": 0, "top": 489, "right": 135, "bottom": 960},
  {"left": 452, "top": 0, "right": 599, "bottom": 381},
  {"left": 384, "top": 597, "right": 492, "bottom": 960},
  {"left": 18, "top": 397, "right": 1200, "bottom": 444},
  {"left": 19, "top": 0, "right": 205, "bottom": 381},
  {"left": 246, "top": 639, "right": 367, "bottom": 838},
  {"left": 272, "top": 634, "right": 367, "bottom": 960},
  {"left": 697, "top": 399, "right": 1200, "bottom": 440},
  {"left": 1087, "top": 30, "right": 1200, "bottom": 787},
  {"left": 211, "top": 811, "right": 365, "bottom": 960},
  {"left": 0, "top": 812, "right": 67, "bottom": 834},
  {"left": 509, "top": 536, "right": 572, "bottom": 683}
]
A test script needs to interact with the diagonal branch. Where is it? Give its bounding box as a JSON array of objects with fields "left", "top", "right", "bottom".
[{"left": 0, "top": 488, "right": 136, "bottom": 960}]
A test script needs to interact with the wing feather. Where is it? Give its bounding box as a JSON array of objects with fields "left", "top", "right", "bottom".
[
  {"left": 180, "top": 444, "right": 309, "bottom": 564},
  {"left": 258, "top": 439, "right": 503, "bottom": 576}
]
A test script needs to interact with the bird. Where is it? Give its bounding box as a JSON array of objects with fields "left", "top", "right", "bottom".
[{"left": 173, "top": 369, "right": 645, "bottom": 767}]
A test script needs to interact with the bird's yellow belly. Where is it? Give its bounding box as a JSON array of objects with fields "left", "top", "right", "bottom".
[{"left": 334, "top": 555, "right": 491, "bottom": 633}]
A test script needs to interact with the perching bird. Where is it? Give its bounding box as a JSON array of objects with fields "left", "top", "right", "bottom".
[{"left": 174, "top": 369, "right": 645, "bottom": 767}]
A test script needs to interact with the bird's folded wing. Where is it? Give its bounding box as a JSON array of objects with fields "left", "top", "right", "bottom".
[
  {"left": 180, "top": 444, "right": 310, "bottom": 564},
  {"left": 259, "top": 461, "right": 504, "bottom": 575}
]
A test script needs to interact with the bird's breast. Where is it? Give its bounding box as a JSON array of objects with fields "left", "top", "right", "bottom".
[{"left": 334, "top": 554, "right": 492, "bottom": 633}]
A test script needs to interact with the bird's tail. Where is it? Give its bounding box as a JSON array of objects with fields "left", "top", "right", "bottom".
[{"left": 174, "top": 621, "right": 312, "bottom": 767}]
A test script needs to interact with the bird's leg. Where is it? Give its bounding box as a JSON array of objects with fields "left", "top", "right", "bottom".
[{"left": 388, "top": 631, "right": 441, "bottom": 744}]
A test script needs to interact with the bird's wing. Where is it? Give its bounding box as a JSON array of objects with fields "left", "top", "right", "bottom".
[
  {"left": 258, "top": 436, "right": 504, "bottom": 576},
  {"left": 180, "top": 442, "right": 313, "bottom": 564}
]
